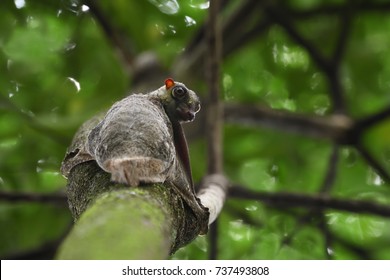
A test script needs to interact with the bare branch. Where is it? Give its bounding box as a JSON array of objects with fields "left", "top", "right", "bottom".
[
  {"left": 282, "top": 211, "right": 317, "bottom": 246},
  {"left": 355, "top": 105, "right": 390, "bottom": 131},
  {"left": 318, "top": 145, "right": 340, "bottom": 257},
  {"left": 204, "top": 0, "right": 225, "bottom": 260},
  {"left": 208, "top": 218, "right": 219, "bottom": 260},
  {"left": 264, "top": 3, "right": 347, "bottom": 113},
  {"left": 83, "top": 0, "right": 135, "bottom": 76},
  {"left": 229, "top": 186, "right": 390, "bottom": 218},
  {"left": 198, "top": 174, "right": 229, "bottom": 225},
  {"left": 0, "top": 190, "right": 67, "bottom": 205},
  {"left": 264, "top": 4, "right": 330, "bottom": 73},
  {"left": 356, "top": 143, "right": 390, "bottom": 184},
  {"left": 332, "top": 2, "right": 353, "bottom": 66},
  {"left": 224, "top": 103, "right": 353, "bottom": 142},
  {"left": 328, "top": 231, "right": 373, "bottom": 259},
  {"left": 319, "top": 144, "right": 340, "bottom": 193},
  {"left": 318, "top": 213, "right": 334, "bottom": 259},
  {"left": 178, "top": 1, "right": 390, "bottom": 77},
  {"left": 224, "top": 18, "right": 271, "bottom": 58},
  {"left": 206, "top": 0, "right": 223, "bottom": 174},
  {"left": 224, "top": 103, "right": 390, "bottom": 188},
  {"left": 175, "top": 0, "right": 270, "bottom": 77},
  {"left": 183, "top": 0, "right": 230, "bottom": 56}
]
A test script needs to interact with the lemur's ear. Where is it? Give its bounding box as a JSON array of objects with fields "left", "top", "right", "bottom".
[{"left": 165, "top": 78, "right": 175, "bottom": 90}]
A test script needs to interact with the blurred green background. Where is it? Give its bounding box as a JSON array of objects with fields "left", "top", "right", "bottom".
[{"left": 1, "top": 0, "right": 390, "bottom": 259}]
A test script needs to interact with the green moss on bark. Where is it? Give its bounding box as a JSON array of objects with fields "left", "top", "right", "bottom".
[
  {"left": 57, "top": 188, "right": 171, "bottom": 259},
  {"left": 57, "top": 161, "right": 207, "bottom": 259}
]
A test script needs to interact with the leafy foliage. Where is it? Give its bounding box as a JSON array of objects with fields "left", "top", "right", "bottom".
[{"left": 1, "top": 0, "right": 390, "bottom": 259}]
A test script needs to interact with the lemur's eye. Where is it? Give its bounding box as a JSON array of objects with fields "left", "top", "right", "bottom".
[{"left": 172, "top": 86, "right": 187, "bottom": 99}]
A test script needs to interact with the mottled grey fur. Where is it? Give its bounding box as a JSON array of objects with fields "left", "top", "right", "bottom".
[
  {"left": 61, "top": 81, "right": 207, "bottom": 228},
  {"left": 87, "top": 93, "right": 176, "bottom": 186}
]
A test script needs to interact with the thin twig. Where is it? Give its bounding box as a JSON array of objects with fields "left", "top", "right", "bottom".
[
  {"left": 222, "top": 0, "right": 268, "bottom": 58},
  {"left": 206, "top": 0, "right": 223, "bottom": 175},
  {"left": 208, "top": 221, "right": 218, "bottom": 260},
  {"left": 329, "top": 231, "right": 373, "bottom": 260},
  {"left": 318, "top": 213, "right": 334, "bottom": 259},
  {"left": 184, "top": 0, "right": 230, "bottom": 56},
  {"left": 282, "top": 211, "right": 316, "bottom": 246},
  {"left": 327, "top": 69, "right": 346, "bottom": 113},
  {"left": 83, "top": 0, "right": 134, "bottom": 76},
  {"left": 224, "top": 103, "right": 353, "bottom": 142},
  {"left": 355, "top": 105, "right": 390, "bottom": 131},
  {"left": 319, "top": 144, "right": 340, "bottom": 193},
  {"left": 175, "top": 0, "right": 268, "bottom": 76},
  {"left": 224, "top": 18, "right": 271, "bottom": 58},
  {"left": 229, "top": 185, "right": 390, "bottom": 218},
  {"left": 221, "top": 0, "right": 261, "bottom": 48},
  {"left": 0, "top": 191, "right": 67, "bottom": 205},
  {"left": 205, "top": 0, "right": 223, "bottom": 260},
  {"left": 355, "top": 143, "right": 390, "bottom": 184},
  {"left": 318, "top": 144, "right": 340, "bottom": 258},
  {"left": 326, "top": 1, "right": 354, "bottom": 115},
  {"left": 264, "top": 4, "right": 330, "bottom": 73},
  {"left": 178, "top": 1, "right": 390, "bottom": 76},
  {"left": 332, "top": 1, "right": 353, "bottom": 66},
  {"left": 265, "top": 3, "right": 346, "bottom": 113}
]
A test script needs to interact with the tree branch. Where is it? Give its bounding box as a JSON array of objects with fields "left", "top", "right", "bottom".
[
  {"left": 319, "top": 144, "right": 340, "bottom": 193},
  {"left": 224, "top": 103, "right": 390, "bottom": 187},
  {"left": 177, "top": 1, "right": 390, "bottom": 78},
  {"left": 318, "top": 212, "right": 334, "bottom": 259},
  {"left": 208, "top": 218, "right": 219, "bottom": 260},
  {"left": 332, "top": 1, "right": 353, "bottom": 66},
  {"left": 264, "top": 4, "right": 331, "bottom": 73},
  {"left": 206, "top": 0, "right": 223, "bottom": 174},
  {"left": 175, "top": 0, "right": 269, "bottom": 78},
  {"left": 204, "top": 0, "right": 226, "bottom": 260},
  {"left": 221, "top": 0, "right": 264, "bottom": 57},
  {"left": 0, "top": 190, "right": 67, "bottom": 205},
  {"left": 198, "top": 174, "right": 229, "bottom": 225},
  {"left": 264, "top": 3, "right": 347, "bottom": 113},
  {"left": 329, "top": 230, "right": 373, "bottom": 259},
  {"left": 224, "top": 18, "right": 271, "bottom": 58},
  {"left": 318, "top": 144, "right": 340, "bottom": 258},
  {"left": 57, "top": 187, "right": 174, "bottom": 259},
  {"left": 229, "top": 185, "right": 390, "bottom": 218},
  {"left": 355, "top": 143, "right": 390, "bottom": 184},
  {"left": 224, "top": 103, "right": 353, "bottom": 142},
  {"left": 83, "top": 0, "right": 135, "bottom": 77},
  {"left": 355, "top": 105, "right": 390, "bottom": 131},
  {"left": 183, "top": 0, "right": 229, "bottom": 56},
  {"left": 57, "top": 161, "right": 208, "bottom": 259}
]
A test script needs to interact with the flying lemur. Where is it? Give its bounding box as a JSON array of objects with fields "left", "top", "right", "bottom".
[{"left": 61, "top": 79, "right": 208, "bottom": 227}]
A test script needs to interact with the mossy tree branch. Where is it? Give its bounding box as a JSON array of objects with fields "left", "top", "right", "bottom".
[{"left": 56, "top": 161, "right": 206, "bottom": 259}]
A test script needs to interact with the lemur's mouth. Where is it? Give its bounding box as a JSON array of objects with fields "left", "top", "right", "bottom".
[
  {"left": 176, "top": 101, "right": 200, "bottom": 122},
  {"left": 177, "top": 106, "right": 196, "bottom": 122}
]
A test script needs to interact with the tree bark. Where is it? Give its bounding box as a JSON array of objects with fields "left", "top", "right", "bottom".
[{"left": 56, "top": 161, "right": 207, "bottom": 259}]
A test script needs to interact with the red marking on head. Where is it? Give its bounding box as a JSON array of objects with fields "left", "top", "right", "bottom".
[{"left": 165, "top": 78, "right": 175, "bottom": 90}]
